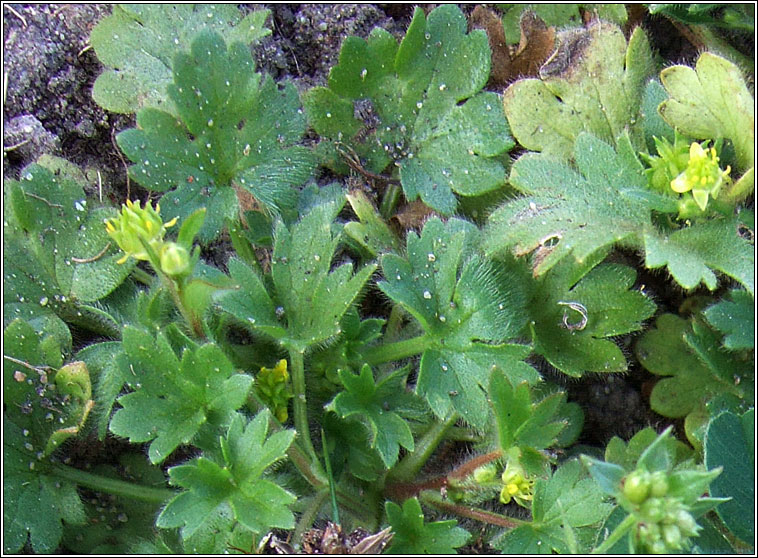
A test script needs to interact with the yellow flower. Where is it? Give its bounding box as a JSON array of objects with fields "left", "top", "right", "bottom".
[
  {"left": 670, "top": 142, "right": 731, "bottom": 211},
  {"left": 104, "top": 200, "right": 177, "bottom": 264},
  {"left": 498, "top": 460, "right": 534, "bottom": 507}
]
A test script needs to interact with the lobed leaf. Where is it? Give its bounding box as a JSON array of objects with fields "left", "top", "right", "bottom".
[
  {"left": 91, "top": 4, "right": 270, "bottom": 115},
  {"left": 384, "top": 497, "right": 470, "bottom": 554},
  {"left": 643, "top": 210, "right": 754, "bottom": 295},
  {"left": 503, "top": 23, "right": 652, "bottom": 159},
  {"left": 703, "top": 289, "right": 755, "bottom": 350},
  {"left": 636, "top": 314, "right": 754, "bottom": 419},
  {"left": 486, "top": 132, "right": 660, "bottom": 275},
  {"left": 328, "top": 365, "right": 417, "bottom": 468},
  {"left": 659, "top": 52, "right": 754, "bottom": 174},
  {"left": 304, "top": 5, "right": 513, "bottom": 215},
  {"left": 157, "top": 411, "right": 295, "bottom": 539},
  {"left": 378, "top": 217, "right": 536, "bottom": 427},
  {"left": 494, "top": 459, "right": 612, "bottom": 553},
  {"left": 117, "top": 30, "right": 315, "bottom": 241},
  {"left": 109, "top": 327, "right": 253, "bottom": 464},
  {"left": 220, "top": 202, "right": 377, "bottom": 353},
  {"left": 527, "top": 254, "right": 656, "bottom": 376}
]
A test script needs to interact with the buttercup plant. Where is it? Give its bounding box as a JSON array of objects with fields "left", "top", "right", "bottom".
[{"left": 3, "top": 4, "right": 753, "bottom": 555}]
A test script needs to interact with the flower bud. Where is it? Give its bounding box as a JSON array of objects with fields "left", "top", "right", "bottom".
[
  {"left": 473, "top": 464, "right": 497, "bottom": 485},
  {"left": 104, "top": 200, "right": 177, "bottom": 264},
  {"left": 159, "top": 242, "right": 190, "bottom": 277},
  {"left": 649, "top": 471, "right": 669, "bottom": 497},
  {"left": 623, "top": 470, "right": 650, "bottom": 504},
  {"left": 641, "top": 497, "right": 666, "bottom": 523},
  {"left": 662, "top": 524, "right": 683, "bottom": 549}
]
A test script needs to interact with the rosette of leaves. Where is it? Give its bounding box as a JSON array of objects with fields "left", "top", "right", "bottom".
[
  {"left": 90, "top": 4, "right": 271, "bottom": 115},
  {"left": 4, "top": 319, "right": 94, "bottom": 553},
  {"left": 4, "top": 159, "right": 135, "bottom": 338},
  {"left": 304, "top": 4, "right": 514, "bottom": 215},
  {"left": 376, "top": 216, "right": 537, "bottom": 428},
  {"left": 117, "top": 30, "right": 315, "bottom": 242}
]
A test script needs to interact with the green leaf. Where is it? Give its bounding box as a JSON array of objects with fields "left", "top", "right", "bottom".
[
  {"left": 91, "top": 5, "right": 270, "bottom": 115},
  {"left": 503, "top": 23, "right": 652, "bottom": 159},
  {"left": 485, "top": 133, "right": 656, "bottom": 275},
  {"left": 304, "top": 5, "right": 513, "bottom": 215},
  {"left": 636, "top": 315, "right": 753, "bottom": 419},
  {"left": 703, "top": 289, "right": 755, "bottom": 350},
  {"left": 643, "top": 210, "right": 755, "bottom": 294},
  {"left": 76, "top": 341, "right": 126, "bottom": 439},
  {"left": 4, "top": 164, "right": 132, "bottom": 334},
  {"left": 490, "top": 369, "right": 567, "bottom": 459},
  {"left": 659, "top": 52, "right": 754, "bottom": 174},
  {"left": 343, "top": 190, "right": 401, "bottom": 257},
  {"left": 493, "top": 460, "right": 613, "bottom": 554},
  {"left": 603, "top": 426, "right": 693, "bottom": 472},
  {"left": 157, "top": 411, "right": 295, "bottom": 539},
  {"left": 117, "top": 30, "right": 315, "bottom": 241},
  {"left": 378, "top": 217, "right": 537, "bottom": 427},
  {"left": 329, "top": 365, "right": 416, "bottom": 468},
  {"left": 527, "top": 255, "right": 656, "bottom": 376},
  {"left": 500, "top": 5, "right": 627, "bottom": 45},
  {"left": 108, "top": 327, "right": 253, "bottom": 464},
  {"left": 704, "top": 410, "right": 754, "bottom": 543},
  {"left": 220, "top": 202, "right": 377, "bottom": 353},
  {"left": 384, "top": 497, "right": 470, "bottom": 554},
  {"left": 4, "top": 422, "right": 87, "bottom": 553}
]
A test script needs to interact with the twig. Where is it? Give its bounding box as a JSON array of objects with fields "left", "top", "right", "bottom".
[
  {"left": 336, "top": 142, "right": 401, "bottom": 185},
  {"left": 5, "top": 5, "right": 27, "bottom": 28},
  {"left": 71, "top": 242, "right": 111, "bottom": 263},
  {"left": 77, "top": 43, "right": 93, "bottom": 57},
  {"left": 20, "top": 190, "right": 64, "bottom": 209},
  {"left": 111, "top": 126, "right": 131, "bottom": 201},
  {"left": 3, "top": 354, "right": 53, "bottom": 374},
  {"left": 97, "top": 169, "right": 103, "bottom": 203},
  {"left": 4, "top": 138, "right": 31, "bottom": 152}
]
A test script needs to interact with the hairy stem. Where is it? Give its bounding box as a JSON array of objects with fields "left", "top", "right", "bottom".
[
  {"left": 289, "top": 349, "right": 318, "bottom": 464},
  {"left": 388, "top": 411, "right": 458, "bottom": 483},
  {"left": 360, "top": 334, "right": 431, "bottom": 367},
  {"left": 293, "top": 490, "right": 329, "bottom": 546},
  {"left": 592, "top": 513, "right": 637, "bottom": 553},
  {"left": 130, "top": 265, "right": 155, "bottom": 286},
  {"left": 51, "top": 463, "right": 175, "bottom": 503},
  {"left": 420, "top": 490, "right": 524, "bottom": 529}
]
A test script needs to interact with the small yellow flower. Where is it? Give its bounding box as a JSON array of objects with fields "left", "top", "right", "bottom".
[
  {"left": 670, "top": 142, "right": 731, "bottom": 211},
  {"left": 104, "top": 200, "right": 178, "bottom": 264},
  {"left": 257, "top": 360, "right": 292, "bottom": 422},
  {"left": 499, "top": 460, "right": 534, "bottom": 507}
]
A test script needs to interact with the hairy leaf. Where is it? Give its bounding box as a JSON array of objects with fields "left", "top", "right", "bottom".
[
  {"left": 385, "top": 497, "right": 470, "bottom": 554},
  {"left": 157, "top": 411, "right": 295, "bottom": 539},
  {"left": 636, "top": 314, "right": 754, "bottom": 419},
  {"left": 378, "top": 217, "right": 536, "bottom": 427},
  {"left": 705, "top": 410, "right": 754, "bottom": 543},
  {"left": 500, "top": 5, "right": 627, "bottom": 45},
  {"left": 643, "top": 210, "right": 754, "bottom": 294},
  {"left": 527, "top": 254, "right": 656, "bottom": 376},
  {"left": 503, "top": 23, "right": 652, "bottom": 159},
  {"left": 4, "top": 164, "right": 133, "bottom": 334},
  {"left": 328, "top": 365, "right": 417, "bottom": 468},
  {"left": 703, "top": 289, "right": 755, "bottom": 350},
  {"left": 489, "top": 369, "right": 568, "bottom": 463},
  {"left": 109, "top": 326, "right": 253, "bottom": 464},
  {"left": 485, "top": 132, "right": 661, "bottom": 275},
  {"left": 493, "top": 459, "right": 612, "bottom": 553},
  {"left": 659, "top": 52, "right": 754, "bottom": 174},
  {"left": 304, "top": 5, "right": 513, "bottom": 215},
  {"left": 91, "top": 5, "right": 270, "bottom": 114},
  {"left": 220, "top": 202, "right": 377, "bottom": 353},
  {"left": 117, "top": 30, "right": 315, "bottom": 241}
]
